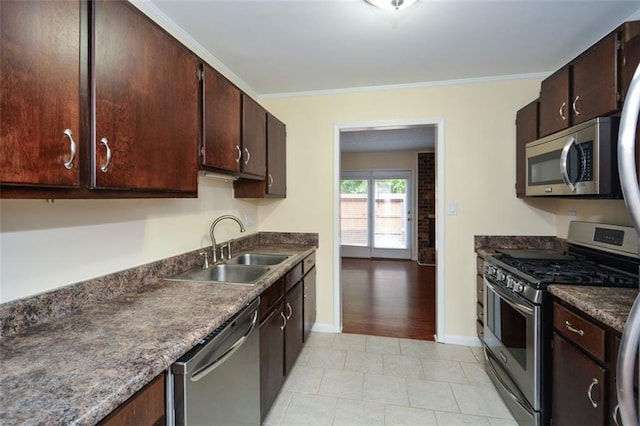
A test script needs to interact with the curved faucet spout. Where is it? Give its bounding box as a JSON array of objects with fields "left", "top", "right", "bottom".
[{"left": 209, "top": 215, "right": 246, "bottom": 263}]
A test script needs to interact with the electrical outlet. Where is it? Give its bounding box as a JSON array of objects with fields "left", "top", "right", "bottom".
[
  {"left": 447, "top": 202, "right": 458, "bottom": 216},
  {"left": 568, "top": 210, "right": 577, "bottom": 221},
  {"left": 244, "top": 214, "right": 255, "bottom": 227}
]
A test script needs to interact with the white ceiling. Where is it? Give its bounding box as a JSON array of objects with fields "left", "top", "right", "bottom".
[
  {"left": 147, "top": 0, "right": 640, "bottom": 96},
  {"left": 144, "top": 0, "right": 640, "bottom": 152}
]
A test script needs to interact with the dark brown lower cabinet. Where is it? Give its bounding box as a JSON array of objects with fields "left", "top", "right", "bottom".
[
  {"left": 552, "top": 333, "right": 606, "bottom": 425},
  {"left": 259, "top": 301, "right": 285, "bottom": 420},
  {"left": 284, "top": 281, "right": 304, "bottom": 375},
  {"left": 99, "top": 373, "right": 165, "bottom": 426},
  {"left": 303, "top": 266, "right": 316, "bottom": 342}
]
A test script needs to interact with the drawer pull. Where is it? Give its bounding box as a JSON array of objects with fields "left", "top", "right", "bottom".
[
  {"left": 565, "top": 320, "right": 585, "bottom": 336},
  {"left": 285, "top": 302, "right": 293, "bottom": 320},
  {"left": 613, "top": 404, "right": 621, "bottom": 426},
  {"left": 587, "top": 378, "right": 599, "bottom": 408},
  {"left": 280, "top": 311, "right": 287, "bottom": 330}
]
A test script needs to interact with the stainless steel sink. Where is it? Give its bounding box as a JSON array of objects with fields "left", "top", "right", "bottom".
[
  {"left": 225, "top": 253, "right": 290, "bottom": 266},
  {"left": 166, "top": 264, "right": 269, "bottom": 285}
]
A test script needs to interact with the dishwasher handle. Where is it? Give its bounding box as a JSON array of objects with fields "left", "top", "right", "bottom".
[{"left": 191, "top": 309, "right": 258, "bottom": 382}]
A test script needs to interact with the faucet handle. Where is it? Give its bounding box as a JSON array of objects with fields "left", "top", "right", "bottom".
[
  {"left": 226, "top": 240, "right": 234, "bottom": 260},
  {"left": 199, "top": 251, "right": 209, "bottom": 269}
]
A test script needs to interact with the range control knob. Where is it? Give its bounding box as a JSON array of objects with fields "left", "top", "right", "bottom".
[
  {"left": 513, "top": 282, "right": 524, "bottom": 293},
  {"left": 496, "top": 270, "right": 506, "bottom": 282},
  {"left": 506, "top": 276, "right": 515, "bottom": 289}
]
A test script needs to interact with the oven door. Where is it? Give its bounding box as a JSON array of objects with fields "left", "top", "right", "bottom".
[{"left": 483, "top": 276, "right": 541, "bottom": 411}]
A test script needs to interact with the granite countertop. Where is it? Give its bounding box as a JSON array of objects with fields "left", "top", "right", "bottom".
[
  {"left": 548, "top": 285, "right": 639, "bottom": 333},
  {"left": 0, "top": 243, "right": 315, "bottom": 426}
]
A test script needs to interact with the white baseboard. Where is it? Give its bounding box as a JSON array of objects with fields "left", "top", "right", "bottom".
[
  {"left": 440, "top": 334, "right": 483, "bottom": 347},
  {"left": 311, "top": 322, "right": 340, "bottom": 333}
]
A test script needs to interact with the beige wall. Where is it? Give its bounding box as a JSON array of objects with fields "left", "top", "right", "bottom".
[
  {"left": 0, "top": 179, "right": 259, "bottom": 302},
  {"left": 341, "top": 150, "right": 420, "bottom": 171},
  {"left": 260, "top": 79, "right": 561, "bottom": 342}
]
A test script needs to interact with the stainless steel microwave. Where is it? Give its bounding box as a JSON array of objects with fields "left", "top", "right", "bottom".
[{"left": 525, "top": 117, "right": 622, "bottom": 197}]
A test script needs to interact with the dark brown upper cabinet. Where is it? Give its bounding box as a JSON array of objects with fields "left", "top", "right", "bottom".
[
  {"left": 538, "top": 23, "right": 640, "bottom": 138},
  {"left": 1, "top": 0, "right": 82, "bottom": 188},
  {"left": 241, "top": 95, "right": 267, "bottom": 178},
  {"left": 201, "top": 64, "right": 242, "bottom": 173},
  {"left": 93, "top": 0, "right": 199, "bottom": 193},
  {"left": 570, "top": 32, "right": 619, "bottom": 126},
  {"left": 622, "top": 34, "right": 640, "bottom": 103},
  {"left": 234, "top": 113, "right": 286, "bottom": 198},
  {"left": 1, "top": 0, "right": 199, "bottom": 198},
  {"left": 539, "top": 66, "right": 571, "bottom": 137},
  {"left": 515, "top": 99, "right": 539, "bottom": 197}
]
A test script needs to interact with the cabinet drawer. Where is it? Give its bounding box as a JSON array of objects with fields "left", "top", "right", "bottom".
[
  {"left": 284, "top": 262, "right": 303, "bottom": 293},
  {"left": 303, "top": 252, "right": 316, "bottom": 275},
  {"left": 476, "top": 256, "right": 484, "bottom": 275},
  {"left": 99, "top": 373, "right": 165, "bottom": 426},
  {"left": 554, "top": 303, "right": 605, "bottom": 361},
  {"left": 259, "top": 279, "right": 284, "bottom": 322},
  {"left": 476, "top": 275, "right": 484, "bottom": 304}
]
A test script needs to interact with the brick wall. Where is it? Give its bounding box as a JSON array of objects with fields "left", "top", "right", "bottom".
[{"left": 418, "top": 153, "right": 436, "bottom": 264}]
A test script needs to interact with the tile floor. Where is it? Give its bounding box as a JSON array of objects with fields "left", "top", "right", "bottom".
[{"left": 263, "top": 333, "right": 516, "bottom": 426}]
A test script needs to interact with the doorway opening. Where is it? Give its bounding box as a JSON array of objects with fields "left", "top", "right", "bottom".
[{"left": 334, "top": 120, "right": 444, "bottom": 341}]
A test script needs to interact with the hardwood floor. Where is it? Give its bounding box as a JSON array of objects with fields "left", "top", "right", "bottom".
[{"left": 341, "top": 258, "right": 436, "bottom": 341}]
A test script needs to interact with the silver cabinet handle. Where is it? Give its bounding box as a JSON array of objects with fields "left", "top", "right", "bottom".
[
  {"left": 99, "top": 137, "right": 112, "bottom": 173},
  {"left": 559, "top": 102, "right": 567, "bottom": 121},
  {"left": 286, "top": 302, "right": 292, "bottom": 320},
  {"left": 63, "top": 129, "right": 77, "bottom": 170},
  {"left": 235, "top": 145, "right": 241, "bottom": 163},
  {"left": 572, "top": 95, "right": 581, "bottom": 116},
  {"left": 564, "top": 320, "right": 584, "bottom": 336},
  {"left": 268, "top": 173, "right": 274, "bottom": 188},
  {"left": 279, "top": 311, "right": 287, "bottom": 330},
  {"left": 613, "top": 404, "right": 621, "bottom": 426},
  {"left": 587, "top": 378, "right": 599, "bottom": 408},
  {"left": 244, "top": 148, "right": 250, "bottom": 165}
]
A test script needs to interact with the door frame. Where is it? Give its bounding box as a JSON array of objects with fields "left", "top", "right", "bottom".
[
  {"left": 340, "top": 169, "right": 413, "bottom": 260},
  {"left": 333, "top": 118, "right": 446, "bottom": 342}
]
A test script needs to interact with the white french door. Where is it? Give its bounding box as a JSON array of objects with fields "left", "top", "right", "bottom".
[{"left": 340, "top": 170, "right": 412, "bottom": 259}]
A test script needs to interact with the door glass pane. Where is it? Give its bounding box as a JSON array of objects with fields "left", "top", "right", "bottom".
[
  {"left": 340, "top": 179, "right": 369, "bottom": 246},
  {"left": 374, "top": 178, "right": 407, "bottom": 249}
]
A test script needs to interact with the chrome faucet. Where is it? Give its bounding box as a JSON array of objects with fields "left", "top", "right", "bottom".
[{"left": 209, "top": 215, "right": 246, "bottom": 263}]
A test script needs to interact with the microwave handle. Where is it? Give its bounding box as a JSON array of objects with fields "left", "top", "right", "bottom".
[{"left": 560, "top": 135, "right": 577, "bottom": 192}]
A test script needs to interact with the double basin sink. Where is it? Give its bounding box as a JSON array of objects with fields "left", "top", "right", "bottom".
[{"left": 166, "top": 253, "right": 291, "bottom": 285}]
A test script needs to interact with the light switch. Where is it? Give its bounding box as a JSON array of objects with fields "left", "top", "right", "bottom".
[{"left": 448, "top": 202, "right": 458, "bottom": 216}]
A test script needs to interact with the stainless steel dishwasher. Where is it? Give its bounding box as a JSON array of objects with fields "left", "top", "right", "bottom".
[{"left": 169, "top": 298, "right": 260, "bottom": 426}]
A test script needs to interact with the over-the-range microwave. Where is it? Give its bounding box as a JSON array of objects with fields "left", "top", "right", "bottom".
[{"left": 525, "top": 117, "right": 622, "bottom": 197}]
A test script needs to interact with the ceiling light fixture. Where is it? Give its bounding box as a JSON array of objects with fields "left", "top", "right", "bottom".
[{"left": 365, "top": 0, "right": 417, "bottom": 11}]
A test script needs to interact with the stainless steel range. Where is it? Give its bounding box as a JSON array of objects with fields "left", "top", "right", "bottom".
[{"left": 483, "top": 221, "right": 640, "bottom": 426}]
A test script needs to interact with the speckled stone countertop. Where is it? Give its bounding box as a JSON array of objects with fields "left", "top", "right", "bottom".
[
  {"left": 548, "top": 285, "right": 638, "bottom": 333},
  {"left": 474, "top": 235, "right": 566, "bottom": 259},
  {"left": 0, "top": 238, "right": 316, "bottom": 425}
]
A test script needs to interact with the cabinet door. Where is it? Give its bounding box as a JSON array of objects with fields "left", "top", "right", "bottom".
[
  {"left": 539, "top": 66, "right": 570, "bottom": 137},
  {"left": 1, "top": 0, "right": 81, "bottom": 188},
  {"left": 202, "top": 65, "right": 242, "bottom": 173},
  {"left": 241, "top": 95, "right": 267, "bottom": 177},
  {"left": 515, "top": 99, "right": 538, "bottom": 197},
  {"left": 552, "top": 333, "right": 606, "bottom": 426},
  {"left": 571, "top": 32, "right": 619, "bottom": 125},
  {"left": 623, "top": 35, "right": 640, "bottom": 102},
  {"left": 284, "top": 281, "right": 304, "bottom": 375},
  {"left": 259, "top": 303, "right": 285, "bottom": 421},
  {"left": 266, "top": 114, "right": 286, "bottom": 197},
  {"left": 93, "top": 0, "right": 199, "bottom": 193},
  {"left": 303, "top": 267, "right": 317, "bottom": 342}
]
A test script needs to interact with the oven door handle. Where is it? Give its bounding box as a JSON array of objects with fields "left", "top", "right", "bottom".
[{"left": 485, "top": 280, "right": 534, "bottom": 316}]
